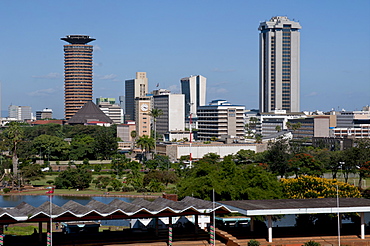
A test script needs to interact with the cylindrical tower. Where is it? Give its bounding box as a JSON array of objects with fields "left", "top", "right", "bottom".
[{"left": 61, "top": 35, "right": 95, "bottom": 120}]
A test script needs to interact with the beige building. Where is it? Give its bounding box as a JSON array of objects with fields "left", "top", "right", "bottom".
[
  {"left": 288, "top": 116, "right": 330, "bottom": 143},
  {"left": 197, "top": 100, "right": 245, "bottom": 141},
  {"left": 136, "top": 97, "right": 152, "bottom": 137},
  {"left": 125, "top": 72, "right": 148, "bottom": 121}
]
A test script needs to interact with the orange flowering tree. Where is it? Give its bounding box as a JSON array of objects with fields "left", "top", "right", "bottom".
[{"left": 281, "top": 176, "right": 361, "bottom": 199}]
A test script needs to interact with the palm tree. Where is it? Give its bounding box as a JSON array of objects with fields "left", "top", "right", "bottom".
[
  {"left": 148, "top": 108, "right": 163, "bottom": 154},
  {"left": 130, "top": 130, "right": 137, "bottom": 149},
  {"left": 148, "top": 108, "right": 163, "bottom": 141},
  {"left": 136, "top": 135, "right": 155, "bottom": 161}
]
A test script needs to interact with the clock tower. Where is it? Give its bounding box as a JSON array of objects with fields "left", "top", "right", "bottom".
[{"left": 136, "top": 98, "right": 152, "bottom": 137}]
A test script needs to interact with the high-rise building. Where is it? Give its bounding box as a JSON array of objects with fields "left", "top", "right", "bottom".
[
  {"left": 153, "top": 91, "right": 185, "bottom": 136},
  {"left": 61, "top": 35, "right": 95, "bottom": 120},
  {"left": 125, "top": 72, "right": 148, "bottom": 121},
  {"left": 180, "top": 75, "right": 206, "bottom": 118},
  {"left": 259, "top": 16, "right": 301, "bottom": 113}
]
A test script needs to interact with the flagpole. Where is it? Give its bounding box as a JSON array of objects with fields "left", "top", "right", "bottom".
[{"left": 50, "top": 194, "right": 52, "bottom": 246}]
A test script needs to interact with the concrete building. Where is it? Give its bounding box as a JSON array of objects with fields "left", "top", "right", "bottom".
[
  {"left": 35, "top": 108, "right": 53, "bottom": 120},
  {"left": 259, "top": 16, "right": 301, "bottom": 113},
  {"left": 288, "top": 116, "right": 330, "bottom": 143},
  {"left": 61, "top": 35, "right": 95, "bottom": 120},
  {"left": 197, "top": 100, "right": 245, "bottom": 141},
  {"left": 257, "top": 110, "right": 306, "bottom": 136},
  {"left": 8, "top": 105, "right": 32, "bottom": 121},
  {"left": 96, "top": 98, "right": 123, "bottom": 124},
  {"left": 153, "top": 92, "right": 185, "bottom": 136},
  {"left": 157, "top": 142, "right": 267, "bottom": 162},
  {"left": 333, "top": 110, "right": 370, "bottom": 138},
  {"left": 96, "top": 97, "right": 116, "bottom": 105},
  {"left": 180, "top": 75, "right": 206, "bottom": 118},
  {"left": 135, "top": 97, "right": 152, "bottom": 137},
  {"left": 117, "top": 121, "right": 136, "bottom": 142},
  {"left": 125, "top": 72, "right": 148, "bottom": 121}
]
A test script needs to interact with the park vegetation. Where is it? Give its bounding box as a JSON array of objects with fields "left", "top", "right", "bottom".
[{"left": 0, "top": 123, "right": 369, "bottom": 202}]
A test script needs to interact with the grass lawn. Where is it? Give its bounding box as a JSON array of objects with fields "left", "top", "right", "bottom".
[{"left": 4, "top": 225, "right": 38, "bottom": 236}]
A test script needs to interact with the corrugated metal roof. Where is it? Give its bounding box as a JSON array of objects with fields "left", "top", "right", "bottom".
[{"left": 0, "top": 196, "right": 231, "bottom": 223}]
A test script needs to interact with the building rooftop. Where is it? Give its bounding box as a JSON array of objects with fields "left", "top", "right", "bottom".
[{"left": 61, "top": 35, "right": 95, "bottom": 44}]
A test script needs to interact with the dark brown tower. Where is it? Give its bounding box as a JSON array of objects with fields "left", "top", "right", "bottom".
[{"left": 61, "top": 35, "right": 95, "bottom": 120}]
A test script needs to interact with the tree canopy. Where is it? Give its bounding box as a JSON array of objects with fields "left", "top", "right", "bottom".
[
  {"left": 281, "top": 176, "right": 361, "bottom": 199},
  {"left": 177, "top": 154, "right": 283, "bottom": 201}
]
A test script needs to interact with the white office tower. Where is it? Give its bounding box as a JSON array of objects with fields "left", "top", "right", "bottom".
[
  {"left": 153, "top": 92, "right": 185, "bottom": 136},
  {"left": 259, "top": 16, "right": 301, "bottom": 113},
  {"left": 180, "top": 75, "right": 206, "bottom": 118},
  {"left": 8, "top": 105, "right": 32, "bottom": 121},
  {"left": 125, "top": 72, "right": 148, "bottom": 121}
]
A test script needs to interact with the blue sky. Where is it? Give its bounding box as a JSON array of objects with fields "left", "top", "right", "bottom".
[{"left": 1, "top": 0, "right": 369, "bottom": 119}]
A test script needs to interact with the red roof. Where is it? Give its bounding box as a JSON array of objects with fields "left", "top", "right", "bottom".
[{"left": 31, "top": 120, "right": 65, "bottom": 125}]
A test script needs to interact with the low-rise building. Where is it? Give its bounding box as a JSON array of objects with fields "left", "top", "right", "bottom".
[{"left": 157, "top": 142, "right": 267, "bottom": 162}]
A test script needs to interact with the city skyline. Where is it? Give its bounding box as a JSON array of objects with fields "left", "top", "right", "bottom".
[{"left": 1, "top": 0, "right": 369, "bottom": 119}]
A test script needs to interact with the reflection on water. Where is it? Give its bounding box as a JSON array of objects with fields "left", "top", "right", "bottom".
[{"left": 0, "top": 195, "right": 134, "bottom": 207}]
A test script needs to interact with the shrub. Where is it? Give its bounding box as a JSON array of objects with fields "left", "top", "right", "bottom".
[
  {"left": 122, "top": 186, "right": 135, "bottom": 192},
  {"left": 3, "top": 188, "right": 10, "bottom": 193},
  {"left": 46, "top": 180, "right": 54, "bottom": 185},
  {"left": 136, "top": 187, "right": 147, "bottom": 193},
  {"left": 107, "top": 187, "right": 113, "bottom": 192},
  {"left": 248, "top": 239, "right": 260, "bottom": 246},
  {"left": 304, "top": 241, "right": 321, "bottom": 246}
]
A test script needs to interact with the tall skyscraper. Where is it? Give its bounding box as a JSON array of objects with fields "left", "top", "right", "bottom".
[
  {"left": 61, "top": 35, "right": 95, "bottom": 120},
  {"left": 259, "top": 16, "right": 301, "bottom": 113},
  {"left": 125, "top": 72, "right": 148, "bottom": 121},
  {"left": 180, "top": 75, "right": 206, "bottom": 117}
]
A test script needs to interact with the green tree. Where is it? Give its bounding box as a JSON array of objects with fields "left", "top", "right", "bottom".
[
  {"left": 126, "top": 170, "right": 144, "bottom": 189},
  {"left": 288, "top": 153, "right": 323, "bottom": 177},
  {"left": 94, "top": 127, "right": 118, "bottom": 160},
  {"left": 33, "top": 134, "right": 70, "bottom": 160},
  {"left": 234, "top": 149, "right": 256, "bottom": 165},
  {"left": 69, "top": 135, "right": 95, "bottom": 160},
  {"left": 148, "top": 108, "right": 163, "bottom": 142},
  {"left": 54, "top": 168, "right": 93, "bottom": 190},
  {"left": 144, "top": 155, "right": 171, "bottom": 170},
  {"left": 111, "top": 154, "right": 132, "bottom": 176},
  {"left": 347, "top": 139, "right": 370, "bottom": 188},
  {"left": 136, "top": 135, "right": 155, "bottom": 161},
  {"left": 265, "top": 138, "right": 291, "bottom": 177},
  {"left": 177, "top": 154, "right": 282, "bottom": 201},
  {"left": 21, "top": 164, "right": 44, "bottom": 183},
  {"left": 110, "top": 178, "right": 123, "bottom": 191},
  {"left": 3, "top": 122, "right": 25, "bottom": 176},
  {"left": 143, "top": 169, "right": 178, "bottom": 187}
]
